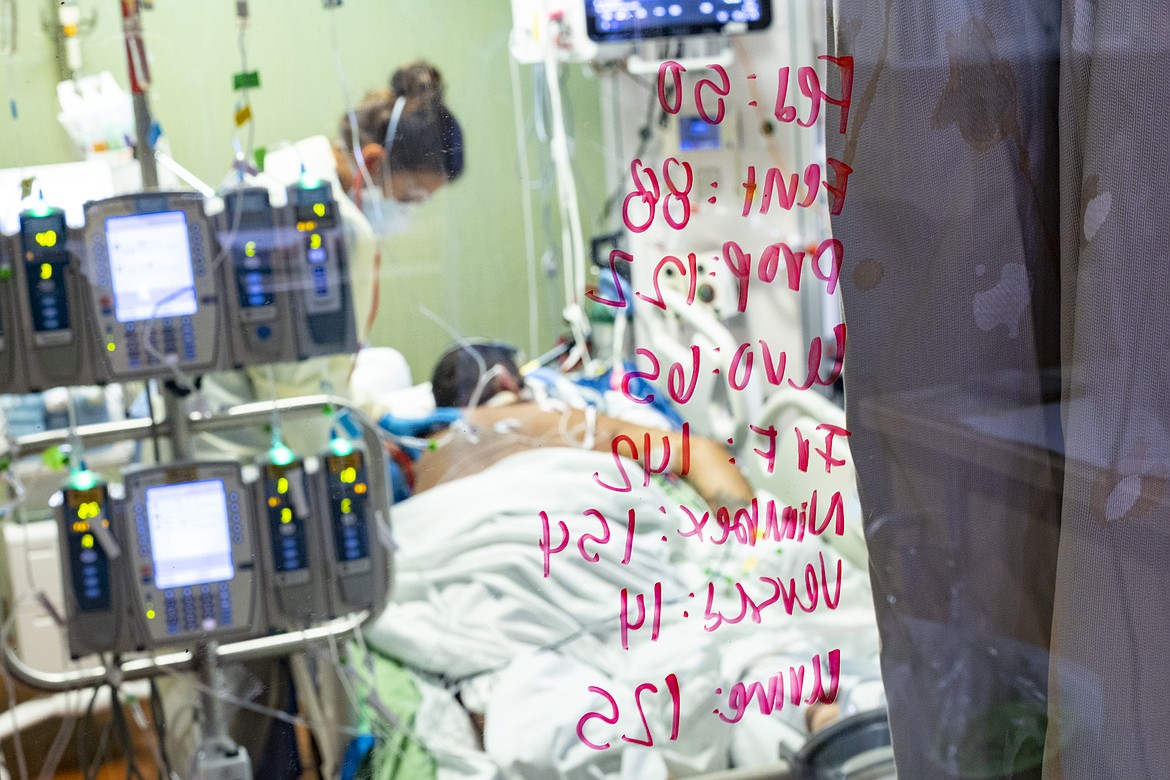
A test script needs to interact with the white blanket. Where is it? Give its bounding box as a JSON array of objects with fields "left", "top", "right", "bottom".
[{"left": 367, "top": 447, "right": 881, "bottom": 778}]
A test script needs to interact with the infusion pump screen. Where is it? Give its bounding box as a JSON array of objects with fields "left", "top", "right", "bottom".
[
  {"left": 146, "top": 479, "right": 235, "bottom": 590},
  {"left": 105, "top": 211, "right": 198, "bottom": 323}
]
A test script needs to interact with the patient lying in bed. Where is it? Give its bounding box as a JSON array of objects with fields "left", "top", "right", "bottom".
[
  {"left": 355, "top": 343, "right": 881, "bottom": 779},
  {"left": 409, "top": 342, "right": 754, "bottom": 513}
]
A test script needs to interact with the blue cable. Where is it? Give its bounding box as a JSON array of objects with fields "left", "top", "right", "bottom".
[{"left": 339, "top": 733, "right": 376, "bottom": 780}]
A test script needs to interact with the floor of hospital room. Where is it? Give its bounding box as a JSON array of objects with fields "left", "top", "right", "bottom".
[
  {"left": 41, "top": 751, "right": 325, "bottom": 778},
  {"left": 5, "top": 691, "right": 326, "bottom": 778},
  {"left": 51, "top": 765, "right": 324, "bottom": 779},
  {"left": 53, "top": 764, "right": 128, "bottom": 779},
  {"left": 7, "top": 677, "right": 329, "bottom": 779},
  {"left": 39, "top": 729, "right": 325, "bottom": 778},
  {"left": 37, "top": 738, "right": 325, "bottom": 779},
  {"left": 53, "top": 767, "right": 324, "bottom": 779}
]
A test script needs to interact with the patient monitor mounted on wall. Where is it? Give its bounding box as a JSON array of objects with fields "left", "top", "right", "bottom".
[
  {"left": 584, "top": 0, "right": 771, "bottom": 43},
  {"left": 510, "top": 0, "right": 771, "bottom": 64}
]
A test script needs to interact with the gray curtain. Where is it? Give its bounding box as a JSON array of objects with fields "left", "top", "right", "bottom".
[{"left": 827, "top": 1, "right": 1170, "bottom": 777}]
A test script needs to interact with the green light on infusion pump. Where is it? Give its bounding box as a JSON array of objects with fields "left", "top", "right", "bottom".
[
  {"left": 23, "top": 202, "right": 53, "bottom": 218},
  {"left": 269, "top": 443, "right": 296, "bottom": 467},
  {"left": 68, "top": 469, "right": 98, "bottom": 491}
]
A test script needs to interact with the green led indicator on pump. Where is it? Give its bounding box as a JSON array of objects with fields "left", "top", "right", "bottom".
[
  {"left": 329, "top": 437, "right": 354, "bottom": 457},
  {"left": 68, "top": 469, "right": 98, "bottom": 491},
  {"left": 269, "top": 443, "right": 296, "bottom": 466}
]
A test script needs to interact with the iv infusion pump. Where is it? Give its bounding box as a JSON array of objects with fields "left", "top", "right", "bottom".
[
  {"left": 53, "top": 462, "right": 266, "bottom": 656},
  {"left": 83, "top": 192, "right": 228, "bottom": 380},
  {"left": 255, "top": 444, "right": 389, "bottom": 630},
  {"left": 57, "top": 477, "right": 128, "bottom": 657},
  {"left": 0, "top": 184, "right": 383, "bottom": 658},
  {"left": 122, "top": 462, "right": 262, "bottom": 646},
  {"left": 0, "top": 185, "right": 360, "bottom": 392},
  {"left": 54, "top": 445, "right": 391, "bottom": 657}
]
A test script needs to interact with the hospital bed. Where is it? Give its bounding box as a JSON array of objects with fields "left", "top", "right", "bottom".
[{"left": 347, "top": 356, "right": 885, "bottom": 780}]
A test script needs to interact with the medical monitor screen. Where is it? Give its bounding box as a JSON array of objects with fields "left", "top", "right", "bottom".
[
  {"left": 106, "top": 210, "right": 198, "bottom": 323},
  {"left": 586, "top": 0, "right": 771, "bottom": 42},
  {"left": 146, "top": 479, "right": 235, "bottom": 590}
]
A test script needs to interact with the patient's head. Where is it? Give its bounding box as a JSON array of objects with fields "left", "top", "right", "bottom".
[{"left": 431, "top": 341, "right": 524, "bottom": 408}]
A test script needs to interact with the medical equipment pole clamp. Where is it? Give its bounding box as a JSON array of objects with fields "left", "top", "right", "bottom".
[{"left": 192, "top": 639, "right": 253, "bottom": 780}]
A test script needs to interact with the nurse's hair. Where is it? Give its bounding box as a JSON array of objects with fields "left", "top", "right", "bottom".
[{"left": 339, "top": 60, "right": 465, "bottom": 179}]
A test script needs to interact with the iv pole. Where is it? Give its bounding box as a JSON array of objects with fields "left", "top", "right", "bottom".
[{"left": 120, "top": 0, "right": 159, "bottom": 189}]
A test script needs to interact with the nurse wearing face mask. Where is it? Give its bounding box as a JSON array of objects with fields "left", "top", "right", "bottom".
[
  {"left": 334, "top": 61, "right": 465, "bottom": 239},
  {"left": 197, "top": 61, "right": 465, "bottom": 456},
  {"left": 327, "top": 60, "right": 465, "bottom": 358}
]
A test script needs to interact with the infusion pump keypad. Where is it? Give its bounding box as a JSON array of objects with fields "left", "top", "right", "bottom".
[{"left": 157, "top": 584, "right": 235, "bottom": 636}]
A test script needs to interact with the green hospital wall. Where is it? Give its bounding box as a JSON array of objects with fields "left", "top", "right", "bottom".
[{"left": 0, "top": 0, "right": 607, "bottom": 378}]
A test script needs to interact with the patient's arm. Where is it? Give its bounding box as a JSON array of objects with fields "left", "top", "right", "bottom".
[{"left": 413, "top": 402, "right": 754, "bottom": 508}]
